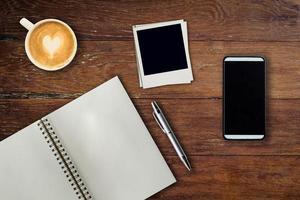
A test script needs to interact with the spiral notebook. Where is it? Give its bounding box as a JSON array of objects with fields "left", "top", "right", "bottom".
[{"left": 0, "top": 76, "right": 175, "bottom": 200}]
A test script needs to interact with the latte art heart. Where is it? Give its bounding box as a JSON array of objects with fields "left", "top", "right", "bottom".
[
  {"left": 43, "top": 35, "right": 62, "bottom": 57},
  {"left": 28, "top": 21, "right": 76, "bottom": 70}
]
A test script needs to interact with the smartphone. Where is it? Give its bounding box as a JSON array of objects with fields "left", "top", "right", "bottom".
[{"left": 223, "top": 56, "right": 266, "bottom": 140}]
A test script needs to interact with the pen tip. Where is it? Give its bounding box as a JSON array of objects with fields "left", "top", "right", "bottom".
[
  {"left": 151, "top": 101, "right": 156, "bottom": 108},
  {"left": 151, "top": 101, "right": 157, "bottom": 106},
  {"left": 182, "top": 156, "right": 192, "bottom": 171},
  {"left": 186, "top": 164, "right": 192, "bottom": 171}
]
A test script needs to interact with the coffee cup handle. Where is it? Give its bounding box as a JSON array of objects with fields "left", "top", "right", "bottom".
[{"left": 20, "top": 18, "right": 34, "bottom": 31}]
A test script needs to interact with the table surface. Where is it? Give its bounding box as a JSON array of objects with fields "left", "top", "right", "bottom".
[{"left": 1, "top": 0, "right": 300, "bottom": 199}]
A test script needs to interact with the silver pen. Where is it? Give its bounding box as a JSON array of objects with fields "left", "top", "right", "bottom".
[{"left": 151, "top": 101, "right": 191, "bottom": 171}]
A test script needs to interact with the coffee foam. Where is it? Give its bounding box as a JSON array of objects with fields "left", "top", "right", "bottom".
[{"left": 28, "top": 22, "right": 75, "bottom": 70}]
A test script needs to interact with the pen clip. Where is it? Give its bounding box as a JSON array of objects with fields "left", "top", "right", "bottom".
[{"left": 152, "top": 112, "right": 167, "bottom": 134}]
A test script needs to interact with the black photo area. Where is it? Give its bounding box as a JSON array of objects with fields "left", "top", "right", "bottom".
[{"left": 137, "top": 24, "right": 188, "bottom": 75}]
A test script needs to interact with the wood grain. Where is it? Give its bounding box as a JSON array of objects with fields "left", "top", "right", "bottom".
[
  {"left": 149, "top": 156, "right": 300, "bottom": 200},
  {"left": 1, "top": 98, "right": 299, "bottom": 156},
  {"left": 1, "top": 40, "right": 300, "bottom": 99},
  {"left": 1, "top": 0, "right": 300, "bottom": 41},
  {"left": 1, "top": 1, "right": 300, "bottom": 199}
]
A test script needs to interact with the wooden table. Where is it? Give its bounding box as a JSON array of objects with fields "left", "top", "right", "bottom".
[{"left": 1, "top": 1, "right": 300, "bottom": 199}]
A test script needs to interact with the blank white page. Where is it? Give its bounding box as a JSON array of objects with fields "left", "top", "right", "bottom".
[
  {"left": 0, "top": 122, "right": 77, "bottom": 200},
  {"left": 47, "top": 76, "right": 176, "bottom": 200}
]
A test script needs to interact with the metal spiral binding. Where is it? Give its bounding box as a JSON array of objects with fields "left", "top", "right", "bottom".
[{"left": 37, "top": 118, "right": 92, "bottom": 200}]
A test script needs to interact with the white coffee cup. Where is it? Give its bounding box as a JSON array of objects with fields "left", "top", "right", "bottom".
[{"left": 19, "top": 18, "right": 77, "bottom": 71}]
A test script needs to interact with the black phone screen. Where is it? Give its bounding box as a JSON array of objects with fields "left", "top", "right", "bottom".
[{"left": 223, "top": 57, "right": 266, "bottom": 136}]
